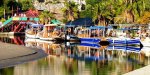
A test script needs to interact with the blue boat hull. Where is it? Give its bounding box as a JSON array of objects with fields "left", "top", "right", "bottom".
[
  {"left": 107, "top": 39, "right": 141, "bottom": 44},
  {"left": 80, "top": 38, "right": 100, "bottom": 43}
]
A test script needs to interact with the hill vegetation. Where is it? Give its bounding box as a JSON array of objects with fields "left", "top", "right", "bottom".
[{"left": 0, "top": 0, "right": 150, "bottom": 25}]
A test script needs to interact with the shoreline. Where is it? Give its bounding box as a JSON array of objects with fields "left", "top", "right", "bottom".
[
  {"left": 123, "top": 65, "right": 150, "bottom": 75},
  {"left": 0, "top": 42, "right": 47, "bottom": 69}
]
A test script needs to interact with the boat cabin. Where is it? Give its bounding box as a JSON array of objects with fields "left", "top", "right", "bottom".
[
  {"left": 40, "top": 24, "right": 65, "bottom": 39},
  {"left": 25, "top": 23, "right": 43, "bottom": 38}
]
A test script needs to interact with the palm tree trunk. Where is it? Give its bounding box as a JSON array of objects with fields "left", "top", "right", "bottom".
[{"left": 125, "top": 10, "right": 134, "bottom": 23}]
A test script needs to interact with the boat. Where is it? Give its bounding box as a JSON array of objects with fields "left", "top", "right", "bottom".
[
  {"left": 106, "top": 27, "right": 142, "bottom": 45},
  {"left": 77, "top": 26, "right": 105, "bottom": 43},
  {"left": 65, "top": 25, "right": 81, "bottom": 42},
  {"left": 25, "top": 23, "right": 43, "bottom": 39},
  {"left": 37, "top": 24, "right": 65, "bottom": 41},
  {"left": 65, "top": 18, "right": 94, "bottom": 42},
  {"left": 66, "top": 26, "right": 105, "bottom": 44},
  {"left": 76, "top": 25, "right": 141, "bottom": 45},
  {"left": 65, "top": 24, "right": 142, "bottom": 46}
]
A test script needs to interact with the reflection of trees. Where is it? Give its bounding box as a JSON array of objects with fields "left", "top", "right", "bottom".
[
  {"left": 0, "top": 67, "right": 14, "bottom": 75},
  {"left": 37, "top": 57, "right": 49, "bottom": 68},
  {"left": 37, "top": 43, "right": 63, "bottom": 56},
  {"left": 67, "top": 47, "right": 147, "bottom": 75},
  {"left": 63, "top": 58, "right": 78, "bottom": 75},
  {"left": 6, "top": 44, "right": 148, "bottom": 75}
]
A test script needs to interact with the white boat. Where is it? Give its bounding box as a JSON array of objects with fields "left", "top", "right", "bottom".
[
  {"left": 38, "top": 24, "right": 65, "bottom": 41},
  {"left": 25, "top": 32, "right": 39, "bottom": 39},
  {"left": 106, "top": 27, "right": 142, "bottom": 45},
  {"left": 25, "top": 24, "right": 43, "bottom": 39}
]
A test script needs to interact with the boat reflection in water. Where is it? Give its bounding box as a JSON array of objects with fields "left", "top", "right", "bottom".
[
  {"left": 0, "top": 37, "right": 150, "bottom": 75},
  {"left": 0, "top": 36, "right": 25, "bottom": 45},
  {"left": 25, "top": 38, "right": 63, "bottom": 56}
]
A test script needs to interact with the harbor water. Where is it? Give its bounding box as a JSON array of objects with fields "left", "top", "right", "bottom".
[{"left": 0, "top": 36, "right": 150, "bottom": 75}]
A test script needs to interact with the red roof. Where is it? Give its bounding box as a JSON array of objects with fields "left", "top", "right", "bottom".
[{"left": 25, "top": 9, "right": 39, "bottom": 17}]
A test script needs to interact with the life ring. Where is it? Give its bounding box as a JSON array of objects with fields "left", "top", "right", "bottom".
[{"left": 68, "top": 28, "right": 71, "bottom": 32}]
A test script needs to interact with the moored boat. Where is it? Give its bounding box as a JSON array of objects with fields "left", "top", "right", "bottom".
[
  {"left": 25, "top": 23, "right": 43, "bottom": 39},
  {"left": 106, "top": 27, "right": 142, "bottom": 45},
  {"left": 37, "top": 24, "right": 65, "bottom": 41}
]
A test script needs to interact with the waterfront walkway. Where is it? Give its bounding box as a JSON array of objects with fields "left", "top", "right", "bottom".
[
  {"left": 0, "top": 42, "right": 47, "bottom": 69},
  {"left": 124, "top": 65, "right": 150, "bottom": 75}
]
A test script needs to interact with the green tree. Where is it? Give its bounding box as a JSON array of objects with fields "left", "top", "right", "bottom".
[
  {"left": 7, "top": 0, "right": 21, "bottom": 10},
  {"left": 0, "top": 7, "right": 5, "bottom": 18},
  {"left": 79, "top": 0, "right": 101, "bottom": 19},
  {"left": 145, "top": 0, "right": 150, "bottom": 11},
  {"left": 92, "top": 0, "right": 113, "bottom": 26},
  {"left": 113, "top": 0, "right": 146, "bottom": 23},
  {"left": 39, "top": 11, "right": 54, "bottom": 24},
  {"left": 85, "top": 0, "right": 100, "bottom": 6},
  {"left": 0, "top": 67, "right": 14, "bottom": 75},
  {"left": 79, "top": 2, "right": 94, "bottom": 18},
  {"left": 21, "top": 0, "right": 34, "bottom": 11},
  {"left": 0, "top": 0, "right": 4, "bottom": 6},
  {"left": 62, "top": 1, "right": 79, "bottom": 21}
]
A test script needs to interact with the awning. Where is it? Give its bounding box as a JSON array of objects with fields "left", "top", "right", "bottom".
[{"left": 51, "top": 19, "right": 61, "bottom": 24}]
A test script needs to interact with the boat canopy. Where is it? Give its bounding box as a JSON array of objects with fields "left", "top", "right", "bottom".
[
  {"left": 31, "top": 24, "right": 43, "bottom": 27},
  {"left": 89, "top": 26, "right": 105, "bottom": 30}
]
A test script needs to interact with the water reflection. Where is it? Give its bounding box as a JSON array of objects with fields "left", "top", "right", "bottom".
[
  {"left": 0, "top": 36, "right": 25, "bottom": 45},
  {"left": 0, "top": 68, "right": 14, "bottom": 75},
  {"left": 0, "top": 36, "right": 150, "bottom": 75}
]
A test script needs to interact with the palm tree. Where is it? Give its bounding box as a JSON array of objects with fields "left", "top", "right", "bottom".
[
  {"left": 122, "top": 0, "right": 145, "bottom": 23},
  {"left": 39, "top": 11, "right": 54, "bottom": 24},
  {"left": 62, "top": 1, "right": 79, "bottom": 21},
  {"left": 21, "top": 0, "right": 34, "bottom": 11},
  {"left": 92, "top": 0, "right": 112, "bottom": 26},
  {"left": 145, "top": 0, "right": 150, "bottom": 11},
  {"left": 109, "top": 0, "right": 125, "bottom": 24}
]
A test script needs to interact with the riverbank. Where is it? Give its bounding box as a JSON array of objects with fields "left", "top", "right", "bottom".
[{"left": 0, "top": 42, "right": 47, "bottom": 69}]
